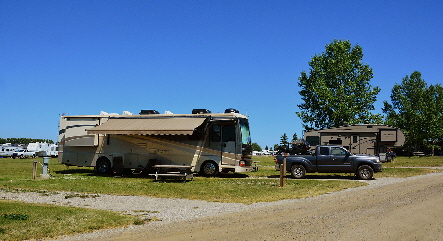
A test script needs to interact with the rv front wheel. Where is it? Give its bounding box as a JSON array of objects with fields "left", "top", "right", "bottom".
[
  {"left": 96, "top": 157, "right": 112, "bottom": 174},
  {"left": 200, "top": 161, "right": 219, "bottom": 177}
]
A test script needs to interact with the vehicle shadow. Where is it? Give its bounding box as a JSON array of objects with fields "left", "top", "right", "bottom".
[{"left": 266, "top": 174, "right": 357, "bottom": 180}]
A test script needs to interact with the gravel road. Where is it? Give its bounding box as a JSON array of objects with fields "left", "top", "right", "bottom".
[{"left": 2, "top": 172, "right": 443, "bottom": 240}]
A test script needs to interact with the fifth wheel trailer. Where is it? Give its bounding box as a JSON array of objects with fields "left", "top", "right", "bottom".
[{"left": 58, "top": 109, "right": 254, "bottom": 176}]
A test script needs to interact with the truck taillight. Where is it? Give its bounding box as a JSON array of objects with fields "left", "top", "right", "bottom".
[{"left": 239, "top": 161, "right": 246, "bottom": 167}]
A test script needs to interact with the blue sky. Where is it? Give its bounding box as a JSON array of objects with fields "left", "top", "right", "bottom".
[{"left": 1, "top": 0, "right": 442, "bottom": 148}]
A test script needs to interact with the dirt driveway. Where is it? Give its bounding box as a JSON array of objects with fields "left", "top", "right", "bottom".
[{"left": 105, "top": 172, "right": 443, "bottom": 241}]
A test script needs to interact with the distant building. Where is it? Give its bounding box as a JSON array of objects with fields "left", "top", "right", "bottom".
[{"left": 304, "top": 124, "right": 405, "bottom": 156}]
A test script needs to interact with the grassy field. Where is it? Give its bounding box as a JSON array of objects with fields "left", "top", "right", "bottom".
[
  {"left": 0, "top": 155, "right": 442, "bottom": 240},
  {"left": 0, "top": 200, "right": 138, "bottom": 241},
  {"left": 0, "top": 157, "right": 367, "bottom": 203}
]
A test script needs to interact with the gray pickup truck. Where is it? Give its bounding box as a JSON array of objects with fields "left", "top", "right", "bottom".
[{"left": 275, "top": 145, "right": 382, "bottom": 180}]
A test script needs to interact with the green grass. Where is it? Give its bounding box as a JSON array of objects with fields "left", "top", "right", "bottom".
[
  {"left": 0, "top": 157, "right": 366, "bottom": 203},
  {"left": 382, "top": 155, "right": 443, "bottom": 167},
  {"left": 0, "top": 200, "right": 138, "bottom": 241}
]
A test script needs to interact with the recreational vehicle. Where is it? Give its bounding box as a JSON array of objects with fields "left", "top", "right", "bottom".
[
  {"left": 304, "top": 124, "right": 405, "bottom": 156},
  {"left": 58, "top": 109, "right": 254, "bottom": 176},
  {"left": 27, "top": 142, "right": 58, "bottom": 157},
  {"left": 0, "top": 144, "right": 21, "bottom": 158}
]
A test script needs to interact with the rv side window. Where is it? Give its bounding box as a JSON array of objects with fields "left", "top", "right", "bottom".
[
  {"left": 222, "top": 125, "right": 235, "bottom": 142},
  {"left": 211, "top": 125, "right": 221, "bottom": 142}
]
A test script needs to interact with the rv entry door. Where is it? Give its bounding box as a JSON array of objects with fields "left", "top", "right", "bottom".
[{"left": 209, "top": 124, "right": 236, "bottom": 163}]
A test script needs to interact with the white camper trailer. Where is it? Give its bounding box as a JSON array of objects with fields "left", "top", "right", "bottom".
[
  {"left": 0, "top": 144, "right": 21, "bottom": 158},
  {"left": 27, "top": 142, "right": 58, "bottom": 157},
  {"left": 58, "top": 109, "right": 254, "bottom": 176}
]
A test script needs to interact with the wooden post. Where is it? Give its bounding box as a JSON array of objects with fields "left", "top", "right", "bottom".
[
  {"left": 32, "top": 159, "right": 37, "bottom": 179},
  {"left": 280, "top": 153, "right": 287, "bottom": 187}
]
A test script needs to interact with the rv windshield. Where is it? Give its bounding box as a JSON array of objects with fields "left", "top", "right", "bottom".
[{"left": 239, "top": 119, "right": 251, "bottom": 145}]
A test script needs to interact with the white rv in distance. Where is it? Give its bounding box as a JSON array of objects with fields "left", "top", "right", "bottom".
[
  {"left": 0, "top": 144, "right": 21, "bottom": 158},
  {"left": 58, "top": 109, "right": 254, "bottom": 176},
  {"left": 27, "top": 142, "right": 58, "bottom": 157}
]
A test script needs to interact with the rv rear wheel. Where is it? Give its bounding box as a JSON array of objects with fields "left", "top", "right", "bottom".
[
  {"left": 200, "top": 161, "right": 219, "bottom": 177},
  {"left": 96, "top": 157, "right": 112, "bottom": 174}
]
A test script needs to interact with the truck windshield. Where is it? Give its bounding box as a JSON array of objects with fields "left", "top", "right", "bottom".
[{"left": 239, "top": 118, "right": 251, "bottom": 145}]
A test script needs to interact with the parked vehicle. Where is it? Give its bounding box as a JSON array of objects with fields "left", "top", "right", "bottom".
[
  {"left": 0, "top": 145, "right": 21, "bottom": 158},
  {"left": 12, "top": 149, "right": 36, "bottom": 159},
  {"left": 27, "top": 142, "right": 58, "bottom": 157},
  {"left": 275, "top": 145, "right": 382, "bottom": 180},
  {"left": 58, "top": 108, "right": 255, "bottom": 176}
]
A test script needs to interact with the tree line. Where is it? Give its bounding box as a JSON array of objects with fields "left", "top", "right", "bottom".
[
  {"left": 0, "top": 138, "right": 54, "bottom": 145},
  {"left": 259, "top": 39, "right": 441, "bottom": 154}
]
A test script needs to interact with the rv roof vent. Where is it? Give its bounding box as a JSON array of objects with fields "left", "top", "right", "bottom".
[
  {"left": 139, "top": 110, "right": 160, "bottom": 115},
  {"left": 122, "top": 111, "right": 133, "bottom": 115},
  {"left": 224, "top": 108, "right": 239, "bottom": 113},
  {"left": 192, "top": 109, "right": 211, "bottom": 114}
]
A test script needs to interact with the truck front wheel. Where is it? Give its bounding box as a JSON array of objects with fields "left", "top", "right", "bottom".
[
  {"left": 290, "top": 164, "right": 306, "bottom": 179},
  {"left": 357, "top": 165, "right": 374, "bottom": 180}
]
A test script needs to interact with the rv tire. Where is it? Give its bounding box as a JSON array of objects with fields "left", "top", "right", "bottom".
[
  {"left": 96, "top": 157, "right": 112, "bottom": 175},
  {"left": 200, "top": 161, "right": 219, "bottom": 177}
]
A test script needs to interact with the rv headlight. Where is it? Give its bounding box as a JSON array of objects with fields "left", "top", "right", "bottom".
[{"left": 239, "top": 161, "right": 246, "bottom": 167}]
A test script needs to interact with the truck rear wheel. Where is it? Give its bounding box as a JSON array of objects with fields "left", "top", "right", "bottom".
[
  {"left": 290, "top": 164, "right": 306, "bottom": 179},
  {"left": 357, "top": 165, "right": 373, "bottom": 180},
  {"left": 96, "top": 157, "right": 112, "bottom": 175},
  {"left": 200, "top": 161, "right": 219, "bottom": 177}
]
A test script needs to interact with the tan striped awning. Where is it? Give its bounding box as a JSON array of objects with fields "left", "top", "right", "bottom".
[{"left": 87, "top": 117, "right": 206, "bottom": 135}]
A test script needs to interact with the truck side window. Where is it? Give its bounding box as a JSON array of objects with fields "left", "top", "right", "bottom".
[
  {"left": 319, "top": 147, "right": 329, "bottom": 155},
  {"left": 331, "top": 147, "right": 347, "bottom": 155}
]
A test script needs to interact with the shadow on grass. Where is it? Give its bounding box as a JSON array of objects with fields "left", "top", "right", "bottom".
[
  {"left": 54, "top": 169, "right": 96, "bottom": 175},
  {"left": 217, "top": 172, "right": 249, "bottom": 178},
  {"left": 266, "top": 174, "right": 358, "bottom": 180}
]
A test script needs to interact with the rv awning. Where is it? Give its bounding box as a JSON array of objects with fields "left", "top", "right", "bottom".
[{"left": 87, "top": 117, "right": 206, "bottom": 135}]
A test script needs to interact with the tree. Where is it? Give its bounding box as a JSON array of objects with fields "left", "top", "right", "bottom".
[
  {"left": 251, "top": 143, "right": 262, "bottom": 152},
  {"left": 279, "top": 133, "right": 289, "bottom": 151},
  {"left": 297, "top": 39, "right": 382, "bottom": 130},
  {"left": 424, "top": 84, "right": 443, "bottom": 154},
  {"left": 273, "top": 144, "right": 279, "bottom": 151},
  {"left": 0, "top": 138, "right": 54, "bottom": 144},
  {"left": 292, "top": 133, "right": 298, "bottom": 142},
  {"left": 383, "top": 71, "right": 443, "bottom": 153}
]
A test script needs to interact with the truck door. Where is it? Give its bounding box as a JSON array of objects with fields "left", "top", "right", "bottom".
[{"left": 317, "top": 146, "right": 352, "bottom": 172}]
